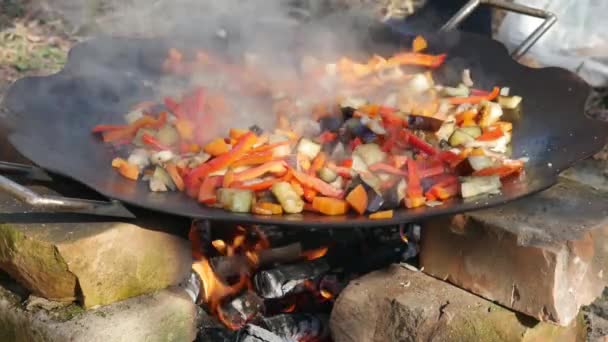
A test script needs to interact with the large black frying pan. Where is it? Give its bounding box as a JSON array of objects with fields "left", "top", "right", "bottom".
[{"left": 3, "top": 19, "right": 607, "bottom": 228}]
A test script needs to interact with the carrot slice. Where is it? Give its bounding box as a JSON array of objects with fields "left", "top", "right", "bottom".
[
  {"left": 345, "top": 184, "right": 368, "bottom": 215},
  {"left": 312, "top": 197, "right": 349, "bottom": 216},
  {"left": 229, "top": 128, "right": 249, "bottom": 140},
  {"left": 111, "top": 158, "right": 139, "bottom": 181},
  {"left": 253, "top": 202, "right": 283, "bottom": 215},
  {"left": 369, "top": 210, "right": 394, "bottom": 220},
  {"left": 412, "top": 36, "right": 428, "bottom": 53}
]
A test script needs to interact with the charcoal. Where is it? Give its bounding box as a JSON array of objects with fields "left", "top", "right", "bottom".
[
  {"left": 181, "top": 271, "right": 202, "bottom": 303},
  {"left": 236, "top": 324, "right": 283, "bottom": 342},
  {"left": 218, "top": 291, "right": 265, "bottom": 330},
  {"left": 254, "top": 259, "right": 330, "bottom": 299},
  {"left": 261, "top": 314, "right": 330, "bottom": 342},
  {"left": 211, "top": 243, "right": 303, "bottom": 278}
]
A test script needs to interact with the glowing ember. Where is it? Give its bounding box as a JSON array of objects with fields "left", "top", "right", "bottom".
[
  {"left": 301, "top": 246, "right": 329, "bottom": 261},
  {"left": 399, "top": 225, "right": 409, "bottom": 244},
  {"left": 212, "top": 239, "right": 227, "bottom": 254},
  {"left": 320, "top": 289, "right": 333, "bottom": 300},
  {"left": 283, "top": 303, "right": 296, "bottom": 313}
]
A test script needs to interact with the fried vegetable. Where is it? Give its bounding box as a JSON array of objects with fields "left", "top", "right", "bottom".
[
  {"left": 297, "top": 138, "right": 322, "bottom": 160},
  {"left": 498, "top": 95, "right": 522, "bottom": 110},
  {"left": 407, "top": 115, "right": 444, "bottom": 132},
  {"left": 217, "top": 188, "right": 254, "bottom": 213},
  {"left": 312, "top": 197, "right": 349, "bottom": 216},
  {"left": 346, "top": 184, "right": 368, "bottom": 215},
  {"left": 353, "top": 143, "right": 386, "bottom": 166},
  {"left": 369, "top": 210, "right": 394, "bottom": 220},
  {"left": 448, "top": 129, "right": 476, "bottom": 147},
  {"left": 204, "top": 138, "right": 231, "bottom": 156},
  {"left": 460, "top": 176, "right": 502, "bottom": 198},
  {"left": 318, "top": 167, "right": 338, "bottom": 183},
  {"left": 271, "top": 182, "right": 304, "bottom": 214},
  {"left": 479, "top": 101, "right": 503, "bottom": 127},
  {"left": 157, "top": 125, "right": 179, "bottom": 146}
]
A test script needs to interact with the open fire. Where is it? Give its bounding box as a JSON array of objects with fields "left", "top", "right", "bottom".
[{"left": 183, "top": 220, "right": 418, "bottom": 341}]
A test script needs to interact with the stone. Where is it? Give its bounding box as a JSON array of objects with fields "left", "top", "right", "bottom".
[
  {"left": 330, "top": 265, "right": 586, "bottom": 342},
  {"left": 0, "top": 284, "right": 197, "bottom": 342},
  {"left": 0, "top": 185, "right": 192, "bottom": 308},
  {"left": 420, "top": 178, "right": 608, "bottom": 326}
]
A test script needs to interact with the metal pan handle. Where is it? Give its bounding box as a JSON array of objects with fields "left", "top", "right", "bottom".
[
  {"left": 0, "top": 163, "right": 135, "bottom": 218},
  {"left": 440, "top": 0, "right": 557, "bottom": 61}
]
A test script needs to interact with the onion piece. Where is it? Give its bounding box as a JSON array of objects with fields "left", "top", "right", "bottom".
[
  {"left": 462, "top": 69, "right": 474, "bottom": 87},
  {"left": 461, "top": 176, "right": 502, "bottom": 198}
]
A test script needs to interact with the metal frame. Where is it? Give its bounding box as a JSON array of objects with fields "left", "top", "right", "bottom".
[
  {"left": 0, "top": 163, "right": 134, "bottom": 218},
  {"left": 440, "top": 0, "right": 557, "bottom": 60}
]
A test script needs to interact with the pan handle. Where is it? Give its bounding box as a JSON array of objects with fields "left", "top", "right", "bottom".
[
  {"left": 440, "top": 0, "right": 557, "bottom": 61},
  {"left": 0, "top": 170, "right": 135, "bottom": 219}
]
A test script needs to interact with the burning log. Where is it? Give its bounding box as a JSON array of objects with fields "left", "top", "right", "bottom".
[
  {"left": 211, "top": 243, "right": 303, "bottom": 278},
  {"left": 218, "top": 291, "right": 265, "bottom": 330},
  {"left": 254, "top": 259, "right": 330, "bottom": 299},
  {"left": 237, "top": 314, "right": 330, "bottom": 342}
]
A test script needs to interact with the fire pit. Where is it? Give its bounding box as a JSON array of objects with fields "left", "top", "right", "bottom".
[{"left": 183, "top": 220, "right": 417, "bottom": 341}]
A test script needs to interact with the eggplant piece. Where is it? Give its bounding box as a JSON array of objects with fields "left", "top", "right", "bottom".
[
  {"left": 407, "top": 115, "right": 444, "bottom": 132},
  {"left": 459, "top": 126, "right": 482, "bottom": 139},
  {"left": 380, "top": 179, "right": 407, "bottom": 210},
  {"left": 448, "top": 130, "right": 474, "bottom": 147},
  {"left": 248, "top": 125, "right": 264, "bottom": 135},
  {"left": 319, "top": 116, "right": 344, "bottom": 132},
  {"left": 340, "top": 106, "right": 356, "bottom": 119},
  {"left": 367, "top": 190, "right": 385, "bottom": 213}
]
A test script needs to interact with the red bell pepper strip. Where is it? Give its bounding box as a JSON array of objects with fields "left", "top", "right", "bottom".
[
  {"left": 425, "top": 176, "right": 459, "bottom": 201},
  {"left": 341, "top": 159, "right": 353, "bottom": 168},
  {"left": 405, "top": 159, "right": 426, "bottom": 208},
  {"left": 379, "top": 107, "right": 404, "bottom": 127},
  {"left": 164, "top": 96, "right": 185, "bottom": 119},
  {"left": 251, "top": 141, "right": 291, "bottom": 154},
  {"left": 318, "top": 131, "right": 337, "bottom": 144},
  {"left": 100, "top": 115, "right": 163, "bottom": 143},
  {"left": 403, "top": 130, "right": 438, "bottom": 156},
  {"left": 232, "top": 178, "right": 281, "bottom": 191},
  {"left": 476, "top": 127, "right": 504, "bottom": 141},
  {"left": 472, "top": 164, "right": 523, "bottom": 179},
  {"left": 448, "top": 86, "right": 500, "bottom": 105},
  {"left": 388, "top": 53, "right": 447, "bottom": 68},
  {"left": 91, "top": 124, "right": 127, "bottom": 133},
  {"left": 368, "top": 163, "right": 407, "bottom": 176},
  {"left": 470, "top": 88, "right": 491, "bottom": 96},
  {"left": 230, "top": 161, "right": 287, "bottom": 185},
  {"left": 198, "top": 176, "right": 223, "bottom": 204},
  {"left": 231, "top": 151, "right": 276, "bottom": 167},
  {"left": 303, "top": 187, "right": 317, "bottom": 203},
  {"left": 142, "top": 133, "right": 171, "bottom": 151},
  {"left": 187, "top": 132, "right": 258, "bottom": 182},
  {"left": 291, "top": 170, "right": 344, "bottom": 198},
  {"left": 327, "top": 163, "right": 352, "bottom": 179},
  {"left": 419, "top": 166, "right": 445, "bottom": 179}
]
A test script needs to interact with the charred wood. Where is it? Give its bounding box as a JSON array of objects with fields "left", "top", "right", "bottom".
[
  {"left": 211, "top": 243, "right": 303, "bottom": 278},
  {"left": 254, "top": 259, "right": 330, "bottom": 299},
  {"left": 218, "top": 291, "right": 265, "bottom": 330},
  {"left": 262, "top": 313, "right": 330, "bottom": 342},
  {"left": 235, "top": 324, "right": 283, "bottom": 342}
]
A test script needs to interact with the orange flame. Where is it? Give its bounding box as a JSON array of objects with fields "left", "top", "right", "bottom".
[
  {"left": 212, "top": 239, "right": 227, "bottom": 254},
  {"left": 283, "top": 303, "right": 296, "bottom": 313},
  {"left": 301, "top": 246, "right": 328, "bottom": 261},
  {"left": 320, "top": 289, "right": 333, "bottom": 300},
  {"left": 399, "top": 225, "right": 409, "bottom": 244}
]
